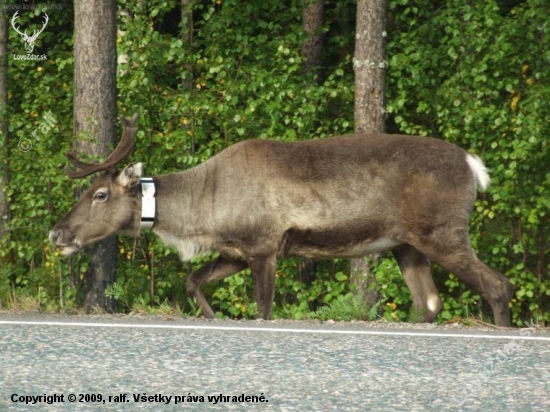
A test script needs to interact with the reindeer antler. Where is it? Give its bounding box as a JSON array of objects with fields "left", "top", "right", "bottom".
[
  {"left": 32, "top": 13, "right": 49, "bottom": 40},
  {"left": 11, "top": 11, "right": 27, "bottom": 38},
  {"left": 11, "top": 11, "right": 48, "bottom": 39},
  {"left": 64, "top": 113, "right": 139, "bottom": 179}
]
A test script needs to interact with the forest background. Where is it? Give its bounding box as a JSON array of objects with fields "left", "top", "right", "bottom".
[{"left": 0, "top": 0, "right": 548, "bottom": 327}]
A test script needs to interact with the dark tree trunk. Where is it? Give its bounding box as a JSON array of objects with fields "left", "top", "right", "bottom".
[
  {"left": 0, "top": 3, "right": 9, "bottom": 240},
  {"left": 350, "top": 0, "right": 387, "bottom": 308},
  {"left": 181, "top": 0, "right": 195, "bottom": 153},
  {"left": 74, "top": 0, "right": 118, "bottom": 312},
  {"left": 181, "top": 0, "right": 194, "bottom": 91},
  {"left": 301, "top": 0, "right": 325, "bottom": 79},
  {"left": 300, "top": 0, "right": 325, "bottom": 287}
]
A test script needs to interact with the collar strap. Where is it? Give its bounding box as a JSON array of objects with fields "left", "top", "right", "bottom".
[{"left": 140, "top": 177, "right": 156, "bottom": 229}]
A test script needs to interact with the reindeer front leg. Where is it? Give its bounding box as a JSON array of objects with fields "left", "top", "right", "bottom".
[
  {"left": 248, "top": 254, "right": 277, "bottom": 319},
  {"left": 186, "top": 257, "right": 247, "bottom": 319}
]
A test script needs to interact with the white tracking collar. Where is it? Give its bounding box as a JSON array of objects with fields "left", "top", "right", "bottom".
[{"left": 140, "top": 178, "right": 156, "bottom": 229}]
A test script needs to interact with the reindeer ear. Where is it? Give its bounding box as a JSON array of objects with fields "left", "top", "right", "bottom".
[{"left": 117, "top": 163, "right": 143, "bottom": 189}]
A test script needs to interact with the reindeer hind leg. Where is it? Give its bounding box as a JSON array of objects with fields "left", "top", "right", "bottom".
[
  {"left": 393, "top": 244, "right": 442, "bottom": 323},
  {"left": 404, "top": 227, "right": 512, "bottom": 326}
]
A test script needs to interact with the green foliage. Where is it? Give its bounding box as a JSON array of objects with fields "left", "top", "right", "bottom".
[
  {"left": 387, "top": 0, "right": 550, "bottom": 325},
  {"left": 311, "top": 292, "right": 379, "bottom": 322},
  {"left": 1, "top": 4, "right": 75, "bottom": 311},
  {"left": 2, "top": 0, "right": 548, "bottom": 326},
  {"left": 104, "top": 278, "right": 129, "bottom": 309},
  {"left": 211, "top": 269, "right": 257, "bottom": 319},
  {"left": 373, "top": 258, "right": 411, "bottom": 322},
  {"left": 272, "top": 258, "right": 351, "bottom": 320},
  {"left": 439, "top": 275, "right": 481, "bottom": 321}
]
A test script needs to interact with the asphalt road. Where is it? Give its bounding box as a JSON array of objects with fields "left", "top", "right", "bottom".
[{"left": 0, "top": 314, "right": 549, "bottom": 411}]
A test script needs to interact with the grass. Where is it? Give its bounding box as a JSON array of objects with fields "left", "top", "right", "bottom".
[
  {"left": 310, "top": 292, "right": 380, "bottom": 322},
  {"left": 3, "top": 293, "right": 41, "bottom": 312},
  {"left": 130, "top": 296, "right": 184, "bottom": 317}
]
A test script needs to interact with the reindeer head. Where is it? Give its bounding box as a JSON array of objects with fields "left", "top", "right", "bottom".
[
  {"left": 49, "top": 114, "right": 143, "bottom": 256},
  {"left": 11, "top": 11, "right": 49, "bottom": 54}
]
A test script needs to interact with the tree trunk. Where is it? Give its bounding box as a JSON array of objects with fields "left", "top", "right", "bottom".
[
  {"left": 74, "top": 0, "right": 118, "bottom": 312},
  {"left": 350, "top": 0, "right": 387, "bottom": 308},
  {"left": 300, "top": 0, "right": 325, "bottom": 287},
  {"left": 181, "top": 0, "right": 195, "bottom": 153},
  {"left": 181, "top": 0, "right": 194, "bottom": 91},
  {"left": 301, "top": 0, "right": 324, "bottom": 79},
  {"left": 354, "top": 0, "right": 387, "bottom": 133},
  {"left": 0, "top": 3, "right": 9, "bottom": 240}
]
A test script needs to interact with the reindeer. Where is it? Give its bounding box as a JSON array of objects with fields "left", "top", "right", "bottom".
[
  {"left": 49, "top": 114, "right": 512, "bottom": 326},
  {"left": 11, "top": 11, "right": 49, "bottom": 54}
]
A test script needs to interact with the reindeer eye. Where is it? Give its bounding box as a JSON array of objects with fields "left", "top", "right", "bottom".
[{"left": 94, "top": 191, "right": 108, "bottom": 202}]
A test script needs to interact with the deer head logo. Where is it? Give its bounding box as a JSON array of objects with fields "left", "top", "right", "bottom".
[{"left": 11, "top": 11, "right": 49, "bottom": 54}]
